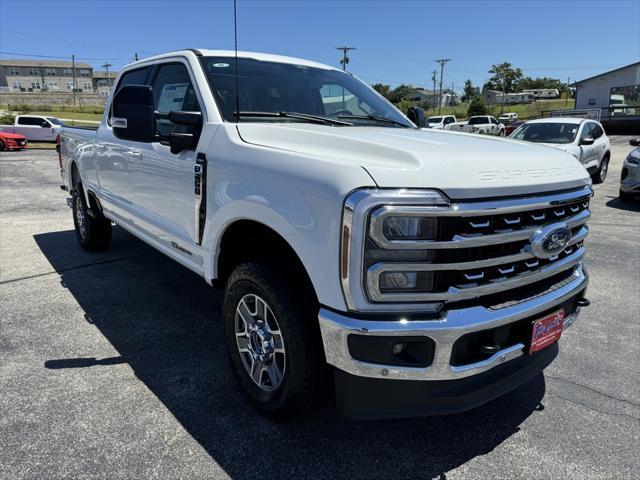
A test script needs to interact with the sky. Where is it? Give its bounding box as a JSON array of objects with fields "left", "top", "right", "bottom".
[{"left": 1, "top": 0, "right": 639, "bottom": 92}]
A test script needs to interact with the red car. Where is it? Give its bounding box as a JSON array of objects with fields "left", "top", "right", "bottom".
[{"left": 0, "top": 128, "right": 28, "bottom": 151}]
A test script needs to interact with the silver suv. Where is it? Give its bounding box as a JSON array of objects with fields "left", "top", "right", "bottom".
[{"left": 620, "top": 139, "right": 640, "bottom": 202}]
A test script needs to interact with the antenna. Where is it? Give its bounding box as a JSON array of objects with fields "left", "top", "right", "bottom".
[{"left": 233, "top": 0, "right": 240, "bottom": 123}]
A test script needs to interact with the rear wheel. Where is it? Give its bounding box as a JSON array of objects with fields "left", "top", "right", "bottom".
[
  {"left": 72, "top": 183, "right": 112, "bottom": 251},
  {"left": 592, "top": 155, "right": 609, "bottom": 184},
  {"left": 223, "top": 261, "right": 324, "bottom": 418}
]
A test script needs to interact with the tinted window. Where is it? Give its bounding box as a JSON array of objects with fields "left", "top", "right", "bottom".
[
  {"left": 591, "top": 123, "right": 603, "bottom": 139},
  {"left": 490, "top": 117, "right": 498, "bottom": 125},
  {"left": 468, "top": 117, "right": 488, "bottom": 125},
  {"left": 151, "top": 63, "right": 201, "bottom": 137},
  {"left": 17, "top": 116, "right": 38, "bottom": 125},
  {"left": 117, "top": 67, "right": 151, "bottom": 90}
]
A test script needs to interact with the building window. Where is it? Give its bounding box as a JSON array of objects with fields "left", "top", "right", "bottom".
[
  {"left": 28, "top": 68, "right": 40, "bottom": 76},
  {"left": 63, "top": 69, "right": 72, "bottom": 77},
  {"left": 83, "top": 82, "right": 92, "bottom": 90},
  {"left": 46, "top": 68, "right": 56, "bottom": 76},
  {"left": 609, "top": 85, "right": 640, "bottom": 117},
  {"left": 31, "top": 81, "right": 41, "bottom": 89},
  {"left": 12, "top": 81, "right": 22, "bottom": 90},
  {"left": 48, "top": 81, "right": 59, "bottom": 90},
  {"left": 8, "top": 67, "right": 20, "bottom": 76},
  {"left": 80, "top": 69, "right": 91, "bottom": 78},
  {"left": 66, "top": 81, "right": 74, "bottom": 90}
]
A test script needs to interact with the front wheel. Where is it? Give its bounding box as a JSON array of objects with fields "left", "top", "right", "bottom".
[
  {"left": 72, "top": 185, "right": 112, "bottom": 251},
  {"left": 592, "top": 156, "right": 609, "bottom": 184},
  {"left": 223, "top": 261, "right": 324, "bottom": 418}
]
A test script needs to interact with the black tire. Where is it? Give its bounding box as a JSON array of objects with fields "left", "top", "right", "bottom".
[
  {"left": 0, "top": 140, "right": 5, "bottom": 151},
  {"left": 72, "top": 183, "right": 112, "bottom": 251},
  {"left": 223, "top": 261, "right": 324, "bottom": 418},
  {"left": 619, "top": 189, "right": 634, "bottom": 203},
  {"left": 591, "top": 155, "right": 609, "bottom": 184}
]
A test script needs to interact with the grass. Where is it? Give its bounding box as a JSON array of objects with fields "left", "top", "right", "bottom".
[{"left": 421, "top": 99, "right": 576, "bottom": 120}]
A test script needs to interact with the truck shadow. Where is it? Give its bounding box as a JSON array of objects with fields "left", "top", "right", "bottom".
[{"left": 35, "top": 227, "right": 546, "bottom": 480}]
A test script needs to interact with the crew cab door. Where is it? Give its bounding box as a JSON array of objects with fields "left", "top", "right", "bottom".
[{"left": 128, "top": 62, "right": 205, "bottom": 252}]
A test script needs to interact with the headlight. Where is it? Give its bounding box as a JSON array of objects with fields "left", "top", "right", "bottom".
[
  {"left": 341, "top": 189, "right": 449, "bottom": 312},
  {"left": 626, "top": 153, "right": 640, "bottom": 166}
]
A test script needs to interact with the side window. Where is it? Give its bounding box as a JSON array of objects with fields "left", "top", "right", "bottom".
[
  {"left": 490, "top": 117, "right": 498, "bottom": 125},
  {"left": 580, "top": 122, "right": 593, "bottom": 140},
  {"left": 41, "top": 120, "right": 51, "bottom": 128},
  {"left": 17, "top": 116, "right": 37, "bottom": 125},
  {"left": 116, "top": 66, "right": 151, "bottom": 91},
  {"left": 591, "top": 123, "right": 603, "bottom": 139},
  {"left": 151, "top": 63, "right": 201, "bottom": 137}
]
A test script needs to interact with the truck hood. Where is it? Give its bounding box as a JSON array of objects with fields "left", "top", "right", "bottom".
[{"left": 237, "top": 124, "right": 590, "bottom": 199}]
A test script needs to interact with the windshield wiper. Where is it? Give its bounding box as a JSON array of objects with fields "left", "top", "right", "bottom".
[
  {"left": 235, "top": 111, "right": 352, "bottom": 126},
  {"left": 337, "top": 114, "right": 411, "bottom": 128}
]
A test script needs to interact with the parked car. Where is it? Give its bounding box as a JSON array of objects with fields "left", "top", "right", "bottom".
[
  {"left": 620, "top": 138, "right": 640, "bottom": 202},
  {"left": 0, "top": 127, "right": 28, "bottom": 150},
  {"left": 510, "top": 118, "right": 611, "bottom": 183},
  {"left": 498, "top": 112, "right": 518, "bottom": 122},
  {"left": 426, "top": 115, "right": 457, "bottom": 129},
  {"left": 458, "top": 115, "right": 505, "bottom": 136},
  {"left": 60, "top": 49, "right": 592, "bottom": 419},
  {"left": 504, "top": 120, "right": 525, "bottom": 136},
  {"left": 0, "top": 115, "right": 64, "bottom": 142}
]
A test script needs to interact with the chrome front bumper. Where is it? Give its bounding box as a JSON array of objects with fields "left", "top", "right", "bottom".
[{"left": 319, "top": 264, "right": 587, "bottom": 382}]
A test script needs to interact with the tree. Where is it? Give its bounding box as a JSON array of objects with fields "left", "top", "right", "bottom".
[
  {"left": 388, "top": 84, "right": 415, "bottom": 104},
  {"left": 518, "top": 76, "right": 567, "bottom": 94},
  {"left": 467, "top": 95, "right": 488, "bottom": 117},
  {"left": 462, "top": 79, "right": 480, "bottom": 102},
  {"left": 484, "top": 62, "right": 524, "bottom": 93},
  {"left": 372, "top": 83, "right": 392, "bottom": 100}
]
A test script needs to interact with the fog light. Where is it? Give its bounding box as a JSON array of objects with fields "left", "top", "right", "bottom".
[
  {"left": 392, "top": 342, "right": 407, "bottom": 356},
  {"left": 380, "top": 272, "right": 417, "bottom": 290}
]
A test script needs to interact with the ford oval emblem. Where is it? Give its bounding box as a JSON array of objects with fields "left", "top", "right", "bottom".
[{"left": 530, "top": 223, "right": 572, "bottom": 259}]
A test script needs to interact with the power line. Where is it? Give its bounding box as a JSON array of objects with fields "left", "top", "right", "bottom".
[
  {"left": 335, "top": 46, "right": 356, "bottom": 71},
  {"left": 0, "top": 50, "right": 121, "bottom": 60}
]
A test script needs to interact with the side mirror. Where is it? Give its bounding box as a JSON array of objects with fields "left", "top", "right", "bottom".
[
  {"left": 111, "top": 84, "right": 155, "bottom": 142},
  {"left": 580, "top": 136, "right": 595, "bottom": 146},
  {"left": 407, "top": 107, "right": 426, "bottom": 128},
  {"left": 167, "top": 111, "right": 202, "bottom": 154},
  {"left": 630, "top": 139, "right": 640, "bottom": 147}
]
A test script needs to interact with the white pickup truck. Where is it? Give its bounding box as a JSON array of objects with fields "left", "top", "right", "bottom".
[
  {"left": 0, "top": 114, "right": 64, "bottom": 141},
  {"left": 59, "top": 49, "right": 592, "bottom": 419},
  {"left": 450, "top": 115, "right": 506, "bottom": 136}
]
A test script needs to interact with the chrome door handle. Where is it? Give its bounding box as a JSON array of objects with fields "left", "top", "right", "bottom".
[{"left": 126, "top": 150, "right": 141, "bottom": 161}]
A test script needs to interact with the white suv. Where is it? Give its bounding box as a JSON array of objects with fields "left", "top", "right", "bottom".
[{"left": 510, "top": 118, "right": 611, "bottom": 183}]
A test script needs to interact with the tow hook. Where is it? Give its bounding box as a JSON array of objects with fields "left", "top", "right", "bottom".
[{"left": 577, "top": 298, "right": 590, "bottom": 307}]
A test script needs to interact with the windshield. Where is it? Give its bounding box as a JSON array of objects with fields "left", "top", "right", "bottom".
[
  {"left": 468, "top": 117, "right": 488, "bottom": 125},
  {"left": 200, "top": 56, "right": 413, "bottom": 127},
  {"left": 511, "top": 122, "right": 579, "bottom": 144},
  {"left": 46, "top": 117, "right": 64, "bottom": 126},
  {"left": 427, "top": 116, "right": 443, "bottom": 123}
]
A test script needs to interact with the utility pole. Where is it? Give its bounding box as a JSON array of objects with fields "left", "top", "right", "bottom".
[
  {"left": 134, "top": 53, "right": 139, "bottom": 61},
  {"left": 432, "top": 70, "right": 437, "bottom": 111},
  {"left": 435, "top": 58, "right": 451, "bottom": 115},
  {"left": 71, "top": 54, "right": 77, "bottom": 108},
  {"left": 102, "top": 62, "right": 112, "bottom": 92},
  {"left": 565, "top": 77, "right": 570, "bottom": 106},
  {"left": 335, "top": 46, "right": 356, "bottom": 71}
]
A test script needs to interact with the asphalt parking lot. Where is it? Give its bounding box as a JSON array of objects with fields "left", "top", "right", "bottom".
[{"left": 1, "top": 138, "right": 639, "bottom": 479}]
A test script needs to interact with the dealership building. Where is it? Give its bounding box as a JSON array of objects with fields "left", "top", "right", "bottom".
[{"left": 572, "top": 62, "right": 640, "bottom": 133}]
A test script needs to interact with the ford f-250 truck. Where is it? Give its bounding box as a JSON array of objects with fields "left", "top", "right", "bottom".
[{"left": 59, "top": 49, "right": 592, "bottom": 419}]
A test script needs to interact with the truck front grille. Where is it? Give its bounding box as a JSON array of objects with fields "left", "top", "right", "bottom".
[{"left": 365, "top": 187, "right": 592, "bottom": 304}]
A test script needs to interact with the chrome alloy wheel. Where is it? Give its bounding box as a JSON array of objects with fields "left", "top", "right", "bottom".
[
  {"left": 600, "top": 159, "right": 608, "bottom": 182},
  {"left": 235, "top": 293, "right": 286, "bottom": 391},
  {"left": 75, "top": 196, "right": 87, "bottom": 240}
]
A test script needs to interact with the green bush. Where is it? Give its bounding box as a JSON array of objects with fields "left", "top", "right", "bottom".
[
  {"left": 467, "top": 96, "right": 488, "bottom": 117},
  {"left": 0, "top": 112, "right": 16, "bottom": 124}
]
